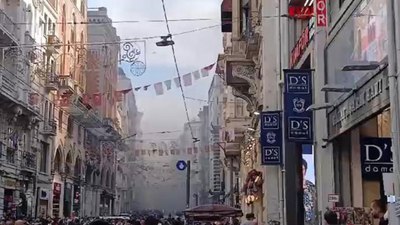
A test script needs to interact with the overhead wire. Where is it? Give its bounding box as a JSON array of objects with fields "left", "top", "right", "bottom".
[
  {"left": 160, "top": 0, "right": 196, "bottom": 142},
  {"left": 2, "top": 24, "right": 220, "bottom": 48}
]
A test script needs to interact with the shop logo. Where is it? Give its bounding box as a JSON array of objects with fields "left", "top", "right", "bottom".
[
  {"left": 262, "top": 113, "right": 280, "bottom": 129},
  {"left": 263, "top": 146, "right": 280, "bottom": 161},
  {"left": 287, "top": 73, "right": 310, "bottom": 94},
  {"left": 360, "top": 138, "right": 393, "bottom": 177},
  {"left": 266, "top": 132, "right": 277, "bottom": 144},
  {"left": 293, "top": 97, "right": 306, "bottom": 113}
]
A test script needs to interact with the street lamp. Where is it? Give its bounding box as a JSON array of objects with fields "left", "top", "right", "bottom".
[
  {"left": 306, "top": 103, "right": 333, "bottom": 112},
  {"left": 156, "top": 34, "right": 175, "bottom": 47},
  {"left": 341, "top": 62, "right": 381, "bottom": 71},
  {"left": 321, "top": 85, "right": 353, "bottom": 93}
]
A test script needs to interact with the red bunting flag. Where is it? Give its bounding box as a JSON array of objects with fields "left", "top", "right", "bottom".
[
  {"left": 187, "top": 148, "right": 192, "bottom": 154},
  {"left": 154, "top": 82, "right": 164, "bottom": 96},
  {"left": 182, "top": 74, "right": 192, "bottom": 86},
  {"left": 193, "top": 147, "right": 198, "bottom": 154},
  {"left": 83, "top": 94, "right": 91, "bottom": 105},
  {"left": 201, "top": 63, "right": 215, "bottom": 77},
  {"left": 92, "top": 93, "right": 102, "bottom": 106}
]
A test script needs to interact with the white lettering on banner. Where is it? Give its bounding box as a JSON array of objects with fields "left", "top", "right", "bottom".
[
  {"left": 316, "top": 0, "right": 327, "bottom": 27},
  {"left": 263, "top": 147, "right": 280, "bottom": 160},
  {"left": 364, "top": 144, "right": 393, "bottom": 162},
  {"left": 262, "top": 113, "right": 279, "bottom": 129}
]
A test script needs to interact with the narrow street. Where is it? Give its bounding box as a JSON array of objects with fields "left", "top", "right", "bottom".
[{"left": 0, "top": 0, "right": 398, "bottom": 225}]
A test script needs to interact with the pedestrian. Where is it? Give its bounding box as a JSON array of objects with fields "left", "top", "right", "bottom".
[
  {"left": 370, "top": 199, "right": 389, "bottom": 225},
  {"left": 240, "top": 213, "right": 257, "bottom": 225}
]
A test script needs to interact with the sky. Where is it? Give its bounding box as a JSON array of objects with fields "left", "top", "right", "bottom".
[{"left": 88, "top": 0, "right": 223, "bottom": 133}]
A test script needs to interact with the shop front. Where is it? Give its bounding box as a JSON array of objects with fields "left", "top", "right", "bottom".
[{"left": 325, "top": 1, "right": 391, "bottom": 222}]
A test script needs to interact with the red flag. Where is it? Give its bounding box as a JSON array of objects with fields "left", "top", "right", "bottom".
[
  {"left": 83, "top": 94, "right": 91, "bottom": 105},
  {"left": 92, "top": 93, "right": 101, "bottom": 106},
  {"left": 201, "top": 63, "right": 215, "bottom": 77},
  {"left": 59, "top": 95, "right": 70, "bottom": 107},
  {"left": 115, "top": 91, "right": 123, "bottom": 102},
  {"left": 187, "top": 148, "right": 192, "bottom": 154},
  {"left": 193, "top": 147, "right": 198, "bottom": 154},
  {"left": 29, "top": 93, "right": 40, "bottom": 105}
]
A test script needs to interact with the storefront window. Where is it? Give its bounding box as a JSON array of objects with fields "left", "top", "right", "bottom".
[{"left": 326, "top": 0, "right": 388, "bottom": 101}]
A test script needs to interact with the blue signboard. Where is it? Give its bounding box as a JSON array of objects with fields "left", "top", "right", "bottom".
[
  {"left": 260, "top": 111, "right": 283, "bottom": 165},
  {"left": 360, "top": 137, "right": 393, "bottom": 179},
  {"left": 284, "top": 69, "right": 313, "bottom": 143},
  {"left": 176, "top": 160, "right": 187, "bottom": 171}
]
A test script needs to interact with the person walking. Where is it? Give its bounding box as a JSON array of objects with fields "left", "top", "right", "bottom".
[{"left": 371, "top": 199, "right": 389, "bottom": 225}]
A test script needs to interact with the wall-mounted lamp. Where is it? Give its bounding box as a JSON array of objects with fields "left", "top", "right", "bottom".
[
  {"left": 306, "top": 103, "right": 333, "bottom": 112},
  {"left": 321, "top": 85, "right": 353, "bottom": 93}
]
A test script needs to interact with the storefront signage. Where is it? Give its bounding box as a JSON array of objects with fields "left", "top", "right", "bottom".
[
  {"left": 3, "top": 178, "right": 17, "bottom": 189},
  {"left": 316, "top": 0, "right": 327, "bottom": 27},
  {"left": 290, "top": 18, "right": 315, "bottom": 68},
  {"left": 328, "top": 70, "right": 390, "bottom": 138},
  {"left": 360, "top": 137, "right": 392, "bottom": 179},
  {"left": 260, "top": 111, "right": 283, "bottom": 165},
  {"left": 284, "top": 69, "right": 313, "bottom": 143},
  {"left": 288, "top": 6, "right": 313, "bottom": 19}
]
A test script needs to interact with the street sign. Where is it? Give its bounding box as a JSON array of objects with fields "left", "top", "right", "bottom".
[
  {"left": 176, "top": 160, "right": 187, "bottom": 171},
  {"left": 328, "top": 194, "right": 340, "bottom": 203}
]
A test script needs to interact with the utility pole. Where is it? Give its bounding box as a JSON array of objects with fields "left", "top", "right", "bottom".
[
  {"left": 388, "top": 0, "right": 400, "bottom": 223},
  {"left": 186, "top": 160, "right": 191, "bottom": 208}
]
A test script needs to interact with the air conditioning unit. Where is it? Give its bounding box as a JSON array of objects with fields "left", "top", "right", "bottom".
[{"left": 40, "top": 189, "right": 49, "bottom": 200}]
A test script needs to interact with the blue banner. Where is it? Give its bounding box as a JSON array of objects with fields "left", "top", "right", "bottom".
[
  {"left": 284, "top": 69, "right": 313, "bottom": 143},
  {"left": 360, "top": 137, "right": 393, "bottom": 179},
  {"left": 260, "top": 111, "right": 283, "bottom": 165}
]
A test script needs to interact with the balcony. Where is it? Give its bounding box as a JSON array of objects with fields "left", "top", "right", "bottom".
[
  {"left": 224, "top": 117, "right": 251, "bottom": 157},
  {"left": 0, "top": 9, "right": 19, "bottom": 44},
  {"left": 46, "top": 33, "right": 61, "bottom": 54},
  {"left": 59, "top": 76, "right": 75, "bottom": 94},
  {"left": 244, "top": 32, "right": 261, "bottom": 59},
  {"left": 42, "top": 119, "right": 57, "bottom": 136},
  {"left": 21, "top": 151, "right": 37, "bottom": 172},
  {"left": 45, "top": 74, "right": 59, "bottom": 91}
]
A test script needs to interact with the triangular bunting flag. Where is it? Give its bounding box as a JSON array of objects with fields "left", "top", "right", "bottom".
[
  {"left": 83, "top": 94, "right": 91, "bottom": 105},
  {"left": 143, "top": 85, "right": 151, "bottom": 91},
  {"left": 193, "top": 147, "right": 198, "bottom": 154},
  {"left": 92, "top": 93, "right": 102, "bottom": 106},
  {"left": 183, "top": 74, "right": 192, "bottom": 86},
  {"left": 173, "top": 77, "right": 181, "bottom": 88},
  {"left": 59, "top": 95, "right": 70, "bottom": 107},
  {"left": 154, "top": 82, "right": 164, "bottom": 96},
  {"left": 192, "top": 71, "right": 201, "bottom": 80},
  {"left": 164, "top": 80, "right": 172, "bottom": 90},
  {"left": 201, "top": 63, "right": 215, "bottom": 77},
  {"left": 187, "top": 148, "right": 192, "bottom": 154}
]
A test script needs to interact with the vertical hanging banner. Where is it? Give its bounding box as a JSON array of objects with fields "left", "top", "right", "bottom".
[
  {"left": 260, "top": 111, "right": 283, "bottom": 165},
  {"left": 316, "top": 0, "right": 327, "bottom": 27},
  {"left": 284, "top": 69, "right": 313, "bottom": 143}
]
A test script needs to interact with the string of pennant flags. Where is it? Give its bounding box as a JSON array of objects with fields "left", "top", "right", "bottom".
[
  {"left": 26, "top": 62, "right": 219, "bottom": 108},
  {"left": 134, "top": 63, "right": 215, "bottom": 95},
  {"left": 133, "top": 144, "right": 218, "bottom": 158}
]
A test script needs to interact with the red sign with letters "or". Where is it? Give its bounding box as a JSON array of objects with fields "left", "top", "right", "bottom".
[{"left": 316, "top": 0, "right": 327, "bottom": 27}]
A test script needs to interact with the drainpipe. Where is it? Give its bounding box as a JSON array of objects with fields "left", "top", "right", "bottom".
[
  {"left": 230, "top": 157, "right": 234, "bottom": 206},
  {"left": 388, "top": 0, "right": 400, "bottom": 223}
]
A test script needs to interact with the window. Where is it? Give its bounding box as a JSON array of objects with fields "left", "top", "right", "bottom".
[
  {"left": 235, "top": 98, "right": 244, "bottom": 117},
  {"left": 58, "top": 110, "right": 63, "bottom": 131},
  {"left": 67, "top": 116, "right": 73, "bottom": 137},
  {"left": 77, "top": 125, "right": 82, "bottom": 144},
  {"left": 40, "top": 141, "right": 49, "bottom": 173},
  {"left": 43, "top": 14, "right": 48, "bottom": 35},
  {"left": 80, "top": 1, "right": 85, "bottom": 17},
  {"left": 61, "top": 4, "right": 66, "bottom": 34}
]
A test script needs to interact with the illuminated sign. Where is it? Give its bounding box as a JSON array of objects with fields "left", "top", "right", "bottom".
[
  {"left": 288, "top": 6, "right": 314, "bottom": 19},
  {"left": 290, "top": 18, "right": 314, "bottom": 68}
]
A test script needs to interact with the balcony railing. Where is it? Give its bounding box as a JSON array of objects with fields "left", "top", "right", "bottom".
[
  {"left": 0, "top": 65, "right": 18, "bottom": 100},
  {"left": 42, "top": 119, "right": 57, "bottom": 136},
  {"left": 59, "top": 76, "right": 75, "bottom": 92},
  {"left": 21, "top": 151, "right": 37, "bottom": 170},
  {"left": 0, "top": 9, "right": 19, "bottom": 43},
  {"left": 45, "top": 74, "right": 59, "bottom": 91}
]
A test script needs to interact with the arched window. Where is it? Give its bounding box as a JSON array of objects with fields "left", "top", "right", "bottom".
[{"left": 80, "top": 1, "right": 85, "bottom": 17}]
